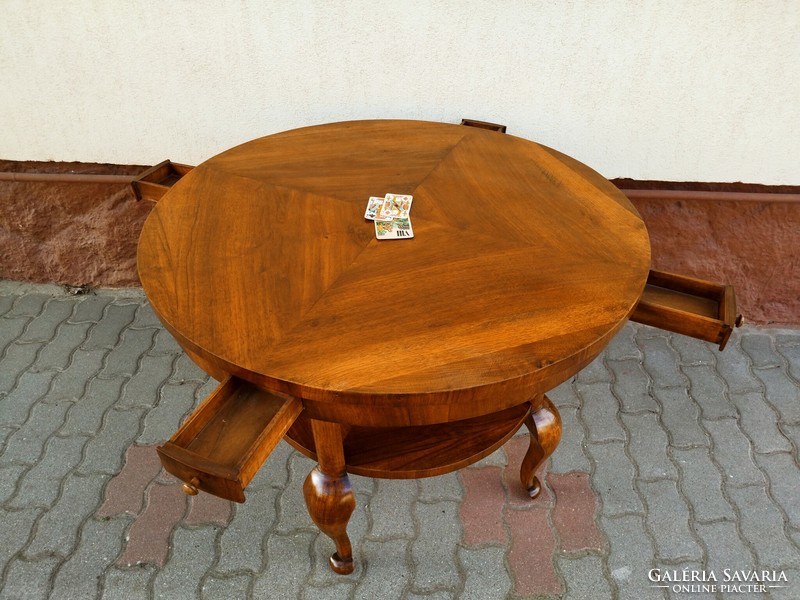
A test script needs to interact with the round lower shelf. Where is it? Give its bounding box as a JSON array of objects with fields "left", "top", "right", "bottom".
[{"left": 285, "top": 402, "right": 531, "bottom": 479}]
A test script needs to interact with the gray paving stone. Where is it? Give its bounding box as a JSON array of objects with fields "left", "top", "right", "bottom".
[
  {"left": 19, "top": 299, "right": 73, "bottom": 343},
  {"left": 755, "top": 366, "right": 800, "bottom": 423},
  {"left": 8, "top": 434, "right": 87, "bottom": 509},
  {"left": 201, "top": 574, "right": 252, "bottom": 600},
  {"left": 608, "top": 358, "right": 658, "bottom": 413},
  {"left": 417, "top": 472, "right": 462, "bottom": 503},
  {"left": 49, "top": 517, "right": 127, "bottom": 600},
  {"left": 350, "top": 472, "right": 377, "bottom": 498},
  {"left": 639, "top": 335, "right": 688, "bottom": 389},
  {"left": 118, "top": 354, "right": 175, "bottom": 409},
  {"left": 368, "top": 479, "right": 416, "bottom": 539},
  {"left": 0, "top": 399, "right": 70, "bottom": 465},
  {"left": 0, "top": 508, "right": 41, "bottom": 572},
  {"left": 740, "top": 333, "right": 782, "bottom": 369},
  {"left": 620, "top": 412, "right": 677, "bottom": 480},
  {"left": 459, "top": 545, "right": 512, "bottom": 600},
  {"left": 6, "top": 293, "right": 48, "bottom": 317},
  {"left": 170, "top": 353, "right": 210, "bottom": 383},
  {"left": 606, "top": 323, "right": 639, "bottom": 361},
  {"left": 693, "top": 521, "right": 755, "bottom": 580},
  {"left": 639, "top": 479, "right": 703, "bottom": 562},
  {"left": 655, "top": 387, "right": 708, "bottom": 448},
  {"left": 275, "top": 453, "right": 317, "bottom": 535},
  {"left": 549, "top": 379, "right": 582, "bottom": 407},
  {"left": 303, "top": 582, "right": 354, "bottom": 600},
  {"left": 670, "top": 335, "right": 716, "bottom": 366},
  {"left": 78, "top": 407, "right": 145, "bottom": 475},
  {"left": 32, "top": 321, "right": 92, "bottom": 371},
  {"left": 137, "top": 381, "right": 199, "bottom": 445},
  {"left": 149, "top": 328, "right": 183, "bottom": 356},
  {"left": 153, "top": 526, "right": 218, "bottom": 600},
  {"left": 99, "top": 327, "right": 157, "bottom": 378},
  {"left": 777, "top": 341, "right": 800, "bottom": 381},
  {"left": 715, "top": 340, "right": 762, "bottom": 393},
  {"left": 558, "top": 554, "right": 614, "bottom": 600},
  {"left": 727, "top": 485, "right": 800, "bottom": 569},
  {"left": 60, "top": 376, "right": 126, "bottom": 437},
  {"left": 49, "top": 348, "right": 107, "bottom": 401},
  {"left": 729, "top": 392, "right": 791, "bottom": 454},
  {"left": 0, "top": 464, "right": 26, "bottom": 504},
  {"left": 410, "top": 501, "right": 461, "bottom": 592},
  {"left": 0, "top": 316, "right": 29, "bottom": 355},
  {"left": 576, "top": 354, "right": 611, "bottom": 383},
  {"left": 131, "top": 301, "right": 162, "bottom": 329},
  {"left": 82, "top": 302, "right": 137, "bottom": 350},
  {"left": 578, "top": 382, "right": 625, "bottom": 442},
  {"left": 768, "top": 568, "right": 800, "bottom": 600},
  {"left": 658, "top": 561, "right": 716, "bottom": 600},
  {"left": 0, "top": 292, "right": 18, "bottom": 317},
  {"left": 354, "top": 539, "right": 410, "bottom": 600},
  {"left": 216, "top": 483, "right": 279, "bottom": 574},
  {"left": 251, "top": 439, "right": 293, "bottom": 490},
  {"left": 602, "top": 514, "right": 663, "bottom": 600},
  {"left": 673, "top": 447, "right": 735, "bottom": 522},
  {"left": 753, "top": 452, "right": 800, "bottom": 525},
  {"left": 101, "top": 566, "right": 155, "bottom": 600},
  {"left": 25, "top": 472, "right": 107, "bottom": 558},
  {"left": 406, "top": 592, "right": 454, "bottom": 600},
  {"left": 69, "top": 295, "right": 112, "bottom": 324},
  {"left": 253, "top": 532, "right": 315, "bottom": 598},
  {"left": 588, "top": 441, "right": 643, "bottom": 516},
  {"left": 0, "top": 341, "right": 43, "bottom": 396},
  {"left": 683, "top": 364, "right": 738, "bottom": 419},
  {"left": 550, "top": 406, "right": 591, "bottom": 473},
  {"left": 703, "top": 418, "right": 764, "bottom": 487},
  {"left": 0, "top": 371, "right": 56, "bottom": 429},
  {"left": 1, "top": 555, "right": 60, "bottom": 600}
]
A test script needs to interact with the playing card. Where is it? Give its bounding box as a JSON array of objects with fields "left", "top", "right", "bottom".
[
  {"left": 364, "top": 196, "right": 391, "bottom": 221},
  {"left": 375, "top": 217, "right": 414, "bottom": 240},
  {"left": 379, "top": 193, "right": 413, "bottom": 220}
]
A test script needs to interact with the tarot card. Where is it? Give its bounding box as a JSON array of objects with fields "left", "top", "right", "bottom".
[
  {"left": 375, "top": 217, "right": 414, "bottom": 240},
  {"left": 364, "top": 196, "right": 391, "bottom": 220},
  {"left": 379, "top": 193, "right": 413, "bottom": 220}
]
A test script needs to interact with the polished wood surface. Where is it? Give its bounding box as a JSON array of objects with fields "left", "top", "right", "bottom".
[
  {"left": 631, "top": 269, "right": 742, "bottom": 350},
  {"left": 157, "top": 377, "right": 302, "bottom": 502},
  {"left": 138, "top": 120, "right": 651, "bottom": 427}
]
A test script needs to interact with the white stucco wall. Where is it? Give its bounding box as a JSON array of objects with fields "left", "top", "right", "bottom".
[{"left": 1, "top": 1, "right": 798, "bottom": 183}]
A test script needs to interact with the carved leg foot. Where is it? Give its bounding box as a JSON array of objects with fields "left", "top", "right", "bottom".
[
  {"left": 520, "top": 395, "right": 562, "bottom": 499},
  {"left": 303, "top": 466, "right": 356, "bottom": 574},
  {"left": 303, "top": 419, "right": 355, "bottom": 574}
]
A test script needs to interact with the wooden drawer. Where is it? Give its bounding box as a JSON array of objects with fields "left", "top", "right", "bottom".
[
  {"left": 157, "top": 377, "right": 302, "bottom": 502},
  {"left": 631, "top": 270, "right": 743, "bottom": 350},
  {"left": 131, "top": 160, "right": 194, "bottom": 202}
]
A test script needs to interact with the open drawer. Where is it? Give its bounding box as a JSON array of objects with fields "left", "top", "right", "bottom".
[
  {"left": 631, "top": 270, "right": 743, "bottom": 351},
  {"left": 131, "top": 160, "right": 194, "bottom": 202},
  {"left": 157, "top": 377, "right": 302, "bottom": 502}
]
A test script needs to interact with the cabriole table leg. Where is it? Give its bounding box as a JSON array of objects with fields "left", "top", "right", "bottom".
[
  {"left": 520, "top": 394, "right": 562, "bottom": 498},
  {"left": 303, "top": 419, "right": 356, "bottom": 574}
]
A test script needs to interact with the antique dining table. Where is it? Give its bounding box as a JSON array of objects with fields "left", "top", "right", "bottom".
[{"left": 137, "top": 119, "right": 654, "bottom": 574}]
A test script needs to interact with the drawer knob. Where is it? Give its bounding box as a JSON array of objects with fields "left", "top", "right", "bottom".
[{"left": 182, "top": 477, "right": 200, "bottom": 496}]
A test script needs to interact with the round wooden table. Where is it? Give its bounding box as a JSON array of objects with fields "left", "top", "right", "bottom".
[{"left": 138, "top": 120, "right": 651, "bottom": 573}]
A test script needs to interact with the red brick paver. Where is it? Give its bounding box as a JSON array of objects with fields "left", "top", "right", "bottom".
[
  {"left": 459, "top": 436, "right": 607, "bottom": 598},
  {"left": 97, "top": 443, "right": 234, "bottom": 566},
  {"left": 549, "top": 471, "right": 606, "bottom": 552}
]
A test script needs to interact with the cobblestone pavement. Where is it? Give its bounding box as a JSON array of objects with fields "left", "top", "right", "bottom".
[{"left": 1, "top": 281, "right": 799, "bottom": 600}]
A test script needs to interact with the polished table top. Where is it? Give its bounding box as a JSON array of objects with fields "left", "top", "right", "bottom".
[{"left": 138, "top": 120, "right": 651, "bottom": 426}]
